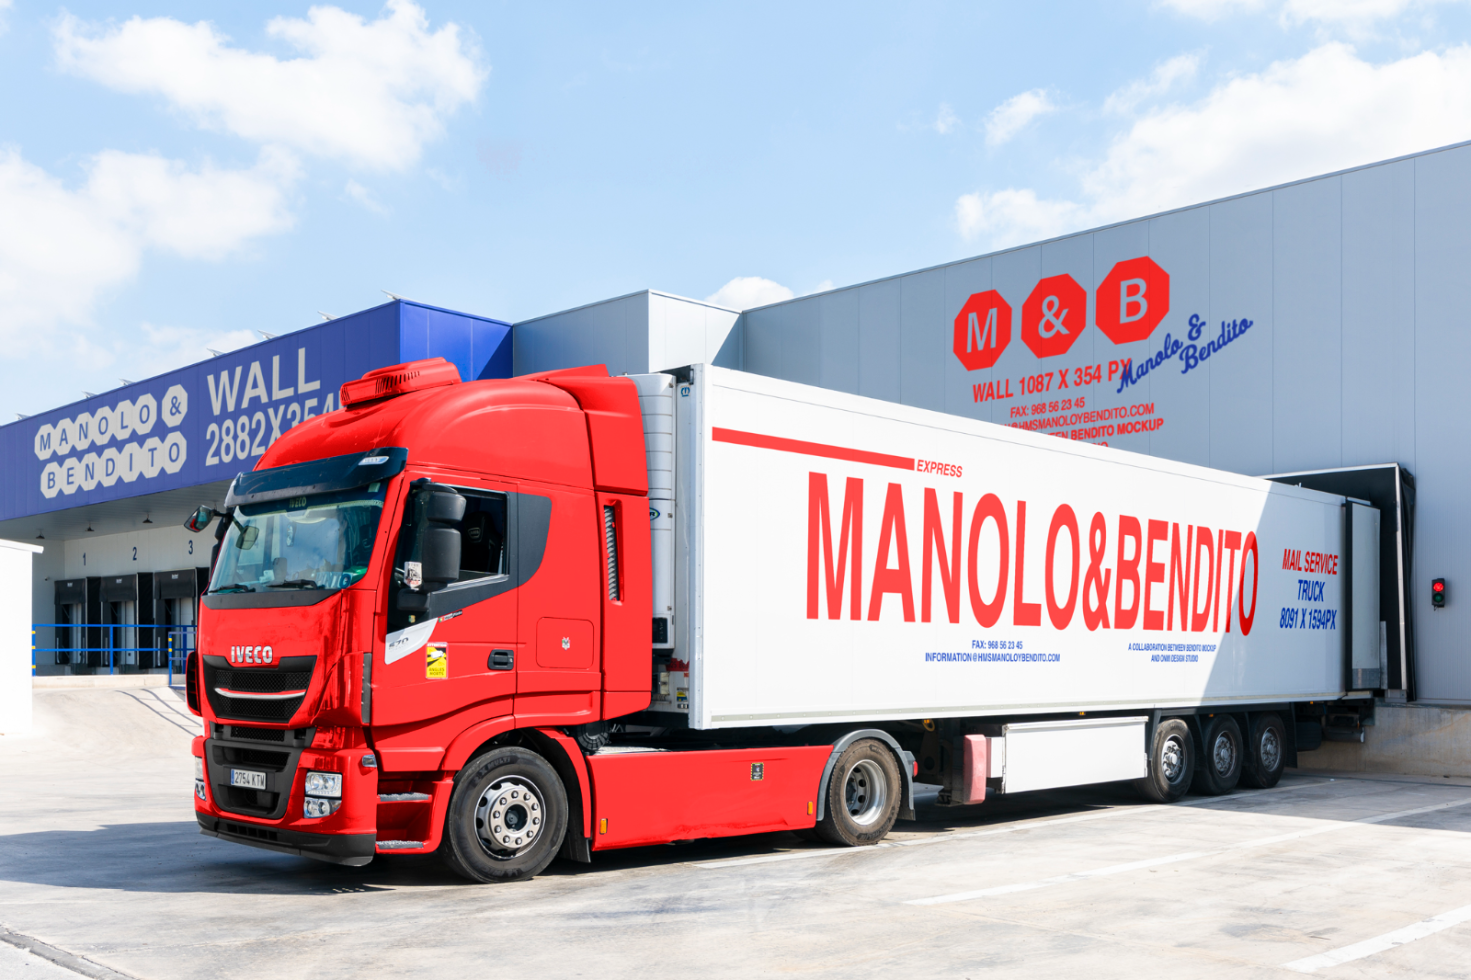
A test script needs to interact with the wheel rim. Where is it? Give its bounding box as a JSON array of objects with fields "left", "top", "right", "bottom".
[
  {"left": 1161, "top": 734, "right": 1186, "bottom": 782},
  {"left": 1259, "top": 728, "right": 1281, "bottom": 773},
  {"left": 475, "top": 776, "right": 545, "bottom": 858},
  {"left": 844, "top": 759, "right": 888, "bottom": 826},
  {"left": 1212, "top": 731, "right": 1236, "bottom": 776}
]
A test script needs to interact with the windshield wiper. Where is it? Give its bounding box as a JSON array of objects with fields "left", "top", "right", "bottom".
[
  {"left": 267, "top": 579, "right": 323, "bottom": 589},
  {"left": 214, "top": 585, "right": 256, "bottom": 593}
]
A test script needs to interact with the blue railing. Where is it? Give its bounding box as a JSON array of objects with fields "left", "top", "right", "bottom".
[{"left": 32, "top": 624, "right": 197, "bottom": 687}]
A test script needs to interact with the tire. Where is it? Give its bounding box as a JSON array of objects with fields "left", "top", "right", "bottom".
[
  {"left": 440, "top": 747, "right": 568, "bottom": 883},
  {"left": 1191, "top": 715, "right": 1243, "bottom": 796},
  {"left": 1134, "top": 718, "right": 1194, "bottom": 803},
  {"left": 1240, "top": 712, "right": 1286, "bottom": 789},
  {"left": 815, "top": 739, "right": 902, "bottom": 846}
]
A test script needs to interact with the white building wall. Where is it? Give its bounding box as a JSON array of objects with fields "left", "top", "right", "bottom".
[
  {"left": 61, "top": 525, "right": 214, "bottom": 581},
  {"left": 0, "top": 539, "right": 42, "bottom": 734}
]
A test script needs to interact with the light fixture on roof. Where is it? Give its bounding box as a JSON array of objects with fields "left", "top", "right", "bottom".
[
  {"left": 83, "top": 391, "right": 97, "bottom": 398},
  {"left": 119, "top": 378, "right": 135, "bottom": 385},
  {"left": 318, "top": 312, "right": 336, "bottom": 321},
  {"left": 207, "top": 349, "right": 224, "bottom": 357},
  {"left": 16, "top": 413, "right": 29, "bottom": 421},
  {"left": 258, "top": 330, "right": 276, "bottom": 340},
  {"left": 382, "top": 290, "right": 405, "bottom": 301}
]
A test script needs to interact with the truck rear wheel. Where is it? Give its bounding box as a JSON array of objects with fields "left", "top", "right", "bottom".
[
  {"left": 1240, "top": 713, "right": 1286, "bottom": 789},
  {"left": 440, "top": 746, "right": 568, "bottom": 883},
  {"left": 1192, "top": 715, "right": 1243, "bottom": 795},
  {"left": 1134, "top": 718, "right": 1194, "bottom": 803},
  {"left": 815, "top": 739, "right": 901, "bottom": 846}
]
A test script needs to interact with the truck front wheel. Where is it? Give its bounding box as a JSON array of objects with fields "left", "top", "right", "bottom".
[
  {"left": 815, "top": 739, "right": 901, "bottom": 846},
  {"left": 1135, "top": 718, "right": 1194, "bottom": 803},
  {"left": 441, "top": 747, "right": 568, "bottom": 883}
]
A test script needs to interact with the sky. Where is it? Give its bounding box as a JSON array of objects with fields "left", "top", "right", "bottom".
[{"left": 4, "top": 0, "right": 1471, "bottom": 420}]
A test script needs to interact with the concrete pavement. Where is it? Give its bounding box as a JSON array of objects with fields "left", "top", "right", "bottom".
[{"left": 2, "top": 688, "right": 1470, "bottom": 979}]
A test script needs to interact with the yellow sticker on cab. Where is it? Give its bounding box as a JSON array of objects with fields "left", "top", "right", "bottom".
[{"left": 426, "top": 643, "right": 448, "bottom": 680}]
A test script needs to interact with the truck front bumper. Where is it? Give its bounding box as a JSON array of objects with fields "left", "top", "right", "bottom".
[{"left": 197, "top": 814, "right": 377, "bottom": 867}]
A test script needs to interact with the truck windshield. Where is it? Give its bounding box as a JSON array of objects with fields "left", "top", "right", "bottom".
[{"left": 210, "top": 485, "right": 386, "bottom": 593}]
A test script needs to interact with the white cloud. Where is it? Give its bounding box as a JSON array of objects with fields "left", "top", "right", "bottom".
[
  {"left": 955, "top": 189, "right": 1087, "bottom": 246},
  {"left": 957, "top": 43, "right": 1471, "bottom": 249},
  {"left": 705, "top": 277, "right": 796, "bottom": 310},
  {"left": 1160, "top": 0, "right": 1464, "bottom": 26},
  {"left": 1157, "top": 0, "right": 1268, "bottom": 17},
  {"left": 0, "top": 147, "right": 297, "bottom": 343},
  {"left": 53, "top": 0, "right": 486, "bottom": 171},
  {"left": 1103, "top": 54, "right": 1200, "bottom": 114},
  {"left": 343, "top": 178, "right": 389, "bottom": 214},
  {"left": 934, "top": 103, "right": 960, "bottom": 135},
  {"left": 984, "top": 89, "right": 1057, "bottom": 146}
]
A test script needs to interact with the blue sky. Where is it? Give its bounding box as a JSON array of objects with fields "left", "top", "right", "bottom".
[{"left": 4, "top": 0, "right": 1471, "bottom": 420}]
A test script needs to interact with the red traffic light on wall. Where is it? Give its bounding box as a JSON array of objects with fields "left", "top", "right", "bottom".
[{"left": 1432, "top": 578, "right": 1446, "bottom": 609}]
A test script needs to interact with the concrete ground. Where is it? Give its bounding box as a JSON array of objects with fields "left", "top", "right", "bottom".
[{"left": 2, "top": 689, "right": 1470, "bottom": 980}]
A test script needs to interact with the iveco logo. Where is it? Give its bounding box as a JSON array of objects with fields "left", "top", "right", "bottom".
[{"left": 230, "top": 645, "right": 275, "bottom": 665}]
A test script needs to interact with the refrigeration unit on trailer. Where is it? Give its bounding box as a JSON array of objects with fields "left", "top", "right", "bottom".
[{"left": 184, "top": 358, "right": 1377, "bottom": 882}]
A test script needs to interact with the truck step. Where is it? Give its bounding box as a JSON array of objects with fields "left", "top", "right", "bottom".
[
  {"left": 376, "top": 840, "right": 426, "bottom": 850},
  {"left": 378, "top": 793, "right": 432, "bottom": 802}
]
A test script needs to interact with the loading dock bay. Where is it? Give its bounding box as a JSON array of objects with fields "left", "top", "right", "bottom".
[{"left": 2, "top": 687, "right": 1469, "bottom": 980}]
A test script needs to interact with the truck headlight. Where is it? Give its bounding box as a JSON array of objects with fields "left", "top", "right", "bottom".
[
  {"left": 195, "top": 758, "right": 204, "bottom": 781},
  {"left": 304, "top": 771, "right": 342, "bottom": 798}
]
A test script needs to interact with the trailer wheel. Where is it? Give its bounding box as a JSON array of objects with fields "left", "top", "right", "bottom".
[
  {"left": 1240, "top": 713, "right": 1286, "bottom": 789},
  {"left": 1192, "top": 715, "right": 1243, "bottom": 796},
  {"left": 815, "top": 739, "right": 902, "bottom": 846},
  {"left": 1134, "top": 718, "right": 1194, "bottom": 803},
  {"left": 440, "top": 746, "right": 568, "bottom": 883}
]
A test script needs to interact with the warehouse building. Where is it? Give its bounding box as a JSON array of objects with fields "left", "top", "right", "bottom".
[{"left": 3, "top": 141, "right": 1467, "bottom": 727}]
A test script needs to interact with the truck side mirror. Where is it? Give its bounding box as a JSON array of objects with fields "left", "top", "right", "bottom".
[
  {"left": 183, "top": 506, "right": 216, "bottom": 533},
  {"left": 424, "top": 491, "right": 466, "bottom": 525},
  {"left": 421, "top": 526, "right": 462, "bottom": 585}
]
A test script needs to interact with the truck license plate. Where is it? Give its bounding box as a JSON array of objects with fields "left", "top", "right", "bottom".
[{"left": 230, "top": 769, "right": 266, "bottom": 790}]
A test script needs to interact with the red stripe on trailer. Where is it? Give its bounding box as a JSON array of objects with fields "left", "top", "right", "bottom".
[{"left": 712, "top": 427, "right": 915, "bottom": 471}]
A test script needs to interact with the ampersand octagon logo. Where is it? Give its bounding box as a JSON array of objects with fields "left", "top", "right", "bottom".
[
  {"left": 952, "top": 289, "right": 1011, "bottom": 371},
  {"left": 1095, "top": 256, "right": 1170, "bottom": 345},
  {"left": 1021, "top": 274, "right": 1087, "bottom": 359}
]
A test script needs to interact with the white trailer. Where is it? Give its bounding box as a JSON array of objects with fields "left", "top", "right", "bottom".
[{"left": 634, "top": 365, "right": 1379, "bottom": 803}]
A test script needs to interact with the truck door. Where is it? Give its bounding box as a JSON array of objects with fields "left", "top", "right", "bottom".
[
  {"left": 514, "top": 484, "right": 602, "bottom": 727},
  {"left": 371, "top": 481, "right": 520, "bottom": 765}
]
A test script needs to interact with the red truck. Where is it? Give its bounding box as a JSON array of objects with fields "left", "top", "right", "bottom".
[{"left": 187, "top": 357, "right": 1375, "bottom": 882}]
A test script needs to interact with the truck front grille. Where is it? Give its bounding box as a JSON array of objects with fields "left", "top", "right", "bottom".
[{"left": 202, "top": 656, "right": 316, "bottom": 723}]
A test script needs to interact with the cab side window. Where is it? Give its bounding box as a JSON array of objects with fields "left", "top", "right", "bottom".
[{"left": 458, "top": 492, "right": 508, "bottom": 580}]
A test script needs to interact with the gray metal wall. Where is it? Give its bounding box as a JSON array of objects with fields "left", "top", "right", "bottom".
[
  {"left": 734, "top": 143, "right": 1470, "bottom": 705},
  {"left": 514, "top": 290, "right": 739, "bottom": 378}
]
